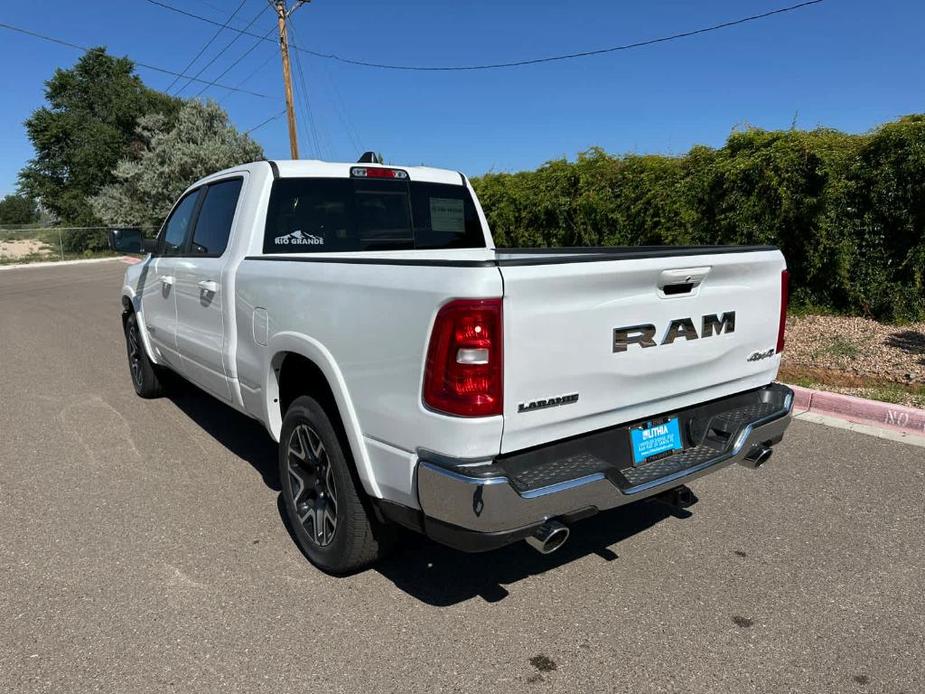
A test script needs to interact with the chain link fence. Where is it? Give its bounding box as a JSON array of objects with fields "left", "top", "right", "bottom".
[{"left": 0, "top": 226, "right": 151, "bottom": 265}]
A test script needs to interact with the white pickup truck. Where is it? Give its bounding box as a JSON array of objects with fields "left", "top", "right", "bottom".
[{"left": 111, "top": 158, "right": 794, "bottom": 574}]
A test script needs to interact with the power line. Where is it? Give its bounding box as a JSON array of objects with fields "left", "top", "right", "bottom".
[
  {"left": 189, "top": 0, "right": 232, "bottom": 16},
  {"left": 218, "top": 50, "right": 277, "bottom": 104},
  {"left": 194, "top": 25, "right": 276, "bottom": 98},
  {"left": 245, "top": 108, "right": 287, "bottom": 134},
  {"left": 175, "top": 5, "right": 269, "bottom": 95},
  {"left": 318, "top": 59, "right": 363, "bottom": 156},
  {"left": 239, "top": 50, "right": 278, "bottom": 86},
  {"left": 165, "top": 0, "right": 249, "bottom": 93},
  {"left": 0, "top": 20, "right": 271, "bottom": 97},
  {"left": 143, "top": 0, "right": 826, "bottom": 71},
  {"left": 0, "top": 15, "right": 291, "bottom": 151},
  {"left": 340, "top": 0, "right": 829, "bottom": 70}
]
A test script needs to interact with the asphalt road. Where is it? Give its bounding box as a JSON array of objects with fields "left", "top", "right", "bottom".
[{"left": 1, "top": 260, "right": 923, "bottom": 694}]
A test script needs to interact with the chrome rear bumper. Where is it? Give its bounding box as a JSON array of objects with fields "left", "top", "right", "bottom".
[{"left": 416, "top": 384, "right": 793, "bottom": 537}]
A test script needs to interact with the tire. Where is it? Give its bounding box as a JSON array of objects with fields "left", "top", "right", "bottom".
[
  {"left": 124, "top": 312, "right": 165, "bottom": 399},
  {"left": 279, "top": 395, "right": 392, "bottom": 574}
]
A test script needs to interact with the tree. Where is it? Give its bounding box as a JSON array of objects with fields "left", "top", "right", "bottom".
[
  {"left": 91, "top": 100, "right": 264, "bottom": 230},
  {"left": 18, "top": 48, "right": 182, "bottom": 227},
  {"left": 0, "top": 194, "right": 39, "bottom": 226}
]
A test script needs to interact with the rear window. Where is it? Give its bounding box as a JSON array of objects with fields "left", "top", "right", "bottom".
[{"left": 263, "top": 178, "right": 486, "bottom": 253}]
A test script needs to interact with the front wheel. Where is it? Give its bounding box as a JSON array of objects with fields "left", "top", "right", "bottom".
[
  {"left": 124, "top": 312, "right": 164, "bottom": 399},
  {"left": 279, "top": 396, "right": 392, "bottom": 574}
]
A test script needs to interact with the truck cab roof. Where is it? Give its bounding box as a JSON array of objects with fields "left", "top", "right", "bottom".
[
  {"left": 272, "top": 160, "right": 466, "bottom": 186},
  {"left": 196, "top": 160, "right": 467, "bottom": 187}
]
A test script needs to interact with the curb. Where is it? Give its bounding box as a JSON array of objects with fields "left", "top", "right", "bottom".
[{"left": 786, "top": 383, "right": 925, "bottom": 439}]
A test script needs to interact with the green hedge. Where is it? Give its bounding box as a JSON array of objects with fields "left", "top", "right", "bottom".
[{"left": 472, "top": 115, "right": 925, "bottom": 322}]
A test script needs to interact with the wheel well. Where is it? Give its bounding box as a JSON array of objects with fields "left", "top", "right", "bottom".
[
  {"left": 275, "top": 352, "right": 364, "bottom": 481},
  {"left": 276, "top": 352, "right": 341, "bottom": 427},
  {"left": 121, "top": 296, "right": 133, "bottom": 326}
]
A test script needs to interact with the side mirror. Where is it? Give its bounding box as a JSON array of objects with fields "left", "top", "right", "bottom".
[{"left": 109, "top": 228, "right": 153, "bottom": 254}]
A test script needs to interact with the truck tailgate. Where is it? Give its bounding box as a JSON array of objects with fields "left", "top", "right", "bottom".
[{"left": 498, "top": 248, "right": 787, "bottom": 454}]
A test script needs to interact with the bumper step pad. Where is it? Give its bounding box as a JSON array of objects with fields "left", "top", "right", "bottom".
[
  {"left": 505, "top": 452, "right": 611, "bottom": 492},
  {"left": 619, "top": 444, "right": 719, "bottom": 488},
  {"left": 496, "top": 388, "right": 791, "bottom": 494}
]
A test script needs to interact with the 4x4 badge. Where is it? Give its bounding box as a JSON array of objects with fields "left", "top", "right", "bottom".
[{"left": 747, "top": 348, "right": 775, "bottom": 362}]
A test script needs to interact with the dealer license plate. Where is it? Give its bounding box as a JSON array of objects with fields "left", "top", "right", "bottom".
[{"left": 630, "top": 417, "right": 682, "bottom": 465}]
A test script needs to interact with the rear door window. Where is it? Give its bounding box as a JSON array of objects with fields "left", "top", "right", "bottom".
[
  {"left": 190, "top": 178, "right": 243, "bottom": 256},
  {"left": 158, "top": 189, "right": 201, "bottom": 256},
  {"left": 263, "top": 178, "right": 485, "bottom": 253}
]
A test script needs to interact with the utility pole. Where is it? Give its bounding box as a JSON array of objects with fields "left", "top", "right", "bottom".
[{"left": 274, "top": 0, "right": 305, "bottom": 159}]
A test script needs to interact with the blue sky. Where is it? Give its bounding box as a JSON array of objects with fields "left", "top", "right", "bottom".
[{"left": 0, "top": 0, "right": 922, "bottom": 197}]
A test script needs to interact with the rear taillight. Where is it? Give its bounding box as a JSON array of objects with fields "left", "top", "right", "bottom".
[
  {"left": 423, "top": 298, "right": 503, "bottom": 417},
  {"left": 776, "top": 269, "right": 790, "bottom": 353}
]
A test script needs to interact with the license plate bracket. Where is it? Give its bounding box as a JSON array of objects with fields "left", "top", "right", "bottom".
[{"left": 630, "top": 417, "right": 683, "bottom": 466}]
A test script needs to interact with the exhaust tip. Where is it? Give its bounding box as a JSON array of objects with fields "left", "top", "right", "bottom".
[
  {"left": 525, "top": 521, "right": 570, "bottom": 555},
  {"left": 741, "top": 445, "right": 773, "bottom": 469}
]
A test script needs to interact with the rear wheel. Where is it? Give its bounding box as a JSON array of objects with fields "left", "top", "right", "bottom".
[
  {"left": 124, "top": 312, "right": 164, "bottom": 399},
  {"left": 279, "top": 396, "right": 391, "bottom": 574}
]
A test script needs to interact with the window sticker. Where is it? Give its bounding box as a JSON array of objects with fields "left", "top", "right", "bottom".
[
  {"left": 273, "top": 229, "right": 324, "bottom": 246},
  {"left": 429, "top": 197, "right": 465, "bottom": 233}
]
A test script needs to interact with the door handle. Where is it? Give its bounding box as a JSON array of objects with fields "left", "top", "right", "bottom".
[
  {"left": 198, "top": 280, "right": 219, "bottom": 293},
  {"left": 160, "top": 275, "right": 175, "bottom": 287}
]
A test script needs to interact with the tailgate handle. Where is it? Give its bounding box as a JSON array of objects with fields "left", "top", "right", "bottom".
[{"left": 658, "top": 267, "right": 710, "bottom": 295}]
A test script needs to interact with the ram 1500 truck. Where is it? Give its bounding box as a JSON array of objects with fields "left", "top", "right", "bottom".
[{"left": 110, "top": 159, "right": 794, "bottom": 574}]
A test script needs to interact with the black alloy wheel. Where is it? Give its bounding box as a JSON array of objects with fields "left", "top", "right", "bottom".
[{"left": 286, "top": 423, "right": 338, "bottom": 547}]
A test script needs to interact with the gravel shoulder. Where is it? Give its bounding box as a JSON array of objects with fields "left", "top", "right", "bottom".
[{"left": 781, "top": 315, "right": 925, "bottom": 408}]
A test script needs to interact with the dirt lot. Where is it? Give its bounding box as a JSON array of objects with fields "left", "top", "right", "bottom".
[
  {"left": 781, "top": 315, "right": 925, "bottom": 407},
  {"left": 0, "top": 238, "right": 53, "bottom": 261}
]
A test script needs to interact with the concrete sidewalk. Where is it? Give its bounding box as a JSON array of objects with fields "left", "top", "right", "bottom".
[{"left": 0, "top": 255, "right": 136, "bottom": 271}]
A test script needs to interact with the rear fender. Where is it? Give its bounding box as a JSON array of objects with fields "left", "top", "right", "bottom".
[{"left": 266, "top": 332, "right": 380, "bottom": 499}]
